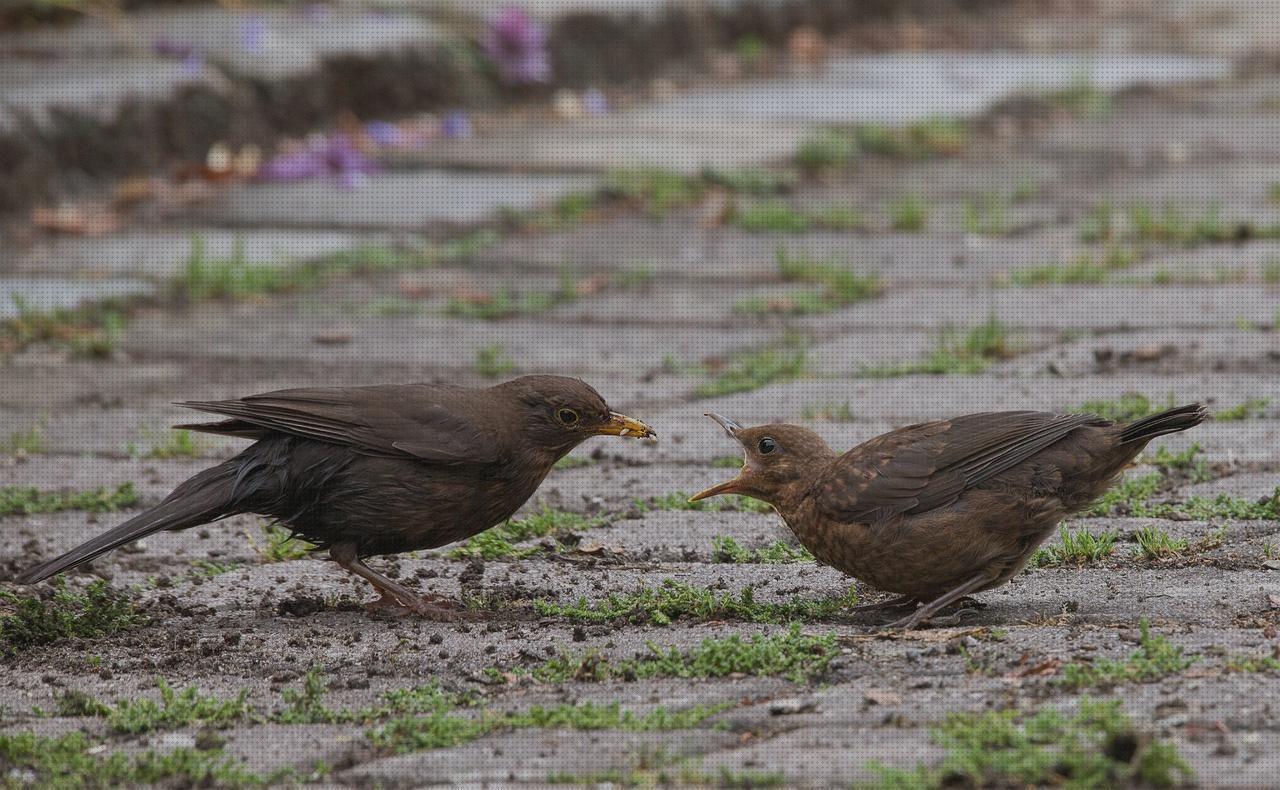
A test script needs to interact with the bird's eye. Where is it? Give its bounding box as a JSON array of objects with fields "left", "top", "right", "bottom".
[
  {"left": 557, "top": 408, "right": 580, "bottom": 426},
  {"left": 757, "top": 437, "right": 777, "bottom": 455}
]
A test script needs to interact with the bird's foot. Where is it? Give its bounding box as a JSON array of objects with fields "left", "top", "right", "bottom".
[
  {"left": 850, "top": 595, "right": 918, "bottom": 613},
  {"left": 365, "top": 590, "right": 462, "bottom": 621},
  {"left": 879, "top": 598, "right": 982, "bottom": 631}
]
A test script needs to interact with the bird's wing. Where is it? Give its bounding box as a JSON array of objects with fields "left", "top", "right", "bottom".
[
  {"left": 175, "top": 384, "right": 503, "bottom": 464},
  {"left": 816, "top": 411, "right": 1104, "bottom": 522}
]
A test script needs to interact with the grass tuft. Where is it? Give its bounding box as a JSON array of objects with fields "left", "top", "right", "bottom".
[
  {"left": 0, "top": 731, "right": 285, "bottom": 788},
  {"left": 515, "top": 624, "right": 836, "bottom": 684},
  {"left": 447, "top": 506, "right": 604, "bottom": 559},
  {"left": 247, "top": 521, "right": 314, "bottom": 563},
  {"left": 1057, "top": 619, "right": 1195, "bottom": 689},
  {"left": 696, "top": 337, "right": 807, "bottom": 398},
  {"left": 0, "top": 579, "right": 146, "bottom": 654},
  {"left": 533, "top": 579, "right": 857, "bottom": 625},
  {"left": 474, "top": 344, "right": 516, "bottom": 378},
  {"left": 712, "top": 536, "right": 814, "bottom": 564},
  {"left": 0, "top": 483, "right": 138, "bottom": 517},
  {"left": 871, "top": 697, "right": 1192, "bottom": 788},
  {"left": 1032, "top": 526, "right": 1116, "bottom": 567}
]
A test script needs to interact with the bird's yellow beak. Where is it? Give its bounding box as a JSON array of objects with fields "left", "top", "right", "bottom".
[
  {"left": 689, "top": 477, "right": 743, "bottom": 501},
  {"left": 595, "top": 412, "right": 657, "bottom": 439}
]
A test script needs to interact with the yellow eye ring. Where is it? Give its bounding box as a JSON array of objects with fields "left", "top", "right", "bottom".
[{"left": 557, "top": 408, "right": 579, "bottom": 426}]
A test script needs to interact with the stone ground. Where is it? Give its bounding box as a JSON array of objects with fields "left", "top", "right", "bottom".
[{"left": 3, "top": 4, "right": 1280, "bottom": 788}]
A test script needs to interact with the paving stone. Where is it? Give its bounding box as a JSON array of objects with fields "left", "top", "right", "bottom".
[
  {"left": 476, "top": 215, "right": 1083, "bottom": 282},
  {"left": 1000, "top": 328, "right": 1280, "bottom": 377},
  {"left": 3, "top": 6, "right": 442, "bottom": 82},
  {"left": 629, "top": 54, "right": 1231, "bottom": 126},
  {"left": 3, "top": 228, "right": 391, "bottom": 278},
  {"left": 0, "top": 276, "right": 154, "bottom": 318},
  {"left": 403, "top": 116, "right": 812, "bottom": 173},
  {"left": 195, "top": 171, "right": 597, "bottom": 229},
  {"left": 342, "top": 730, "right": 740, "bottom": 785},
  {"left": 0, "top": 58, "right": 214, "bottom": 132}
]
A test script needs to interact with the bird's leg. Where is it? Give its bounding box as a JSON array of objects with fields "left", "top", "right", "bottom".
[
  {"left": 850, "top": 595, "right": 919, "bottom": 613},
  {"left": 884, "top": 573, "right": 994, "bottom": 631},
  {"left": 329, "top": 543, "right": 458, "bottom": 620}
]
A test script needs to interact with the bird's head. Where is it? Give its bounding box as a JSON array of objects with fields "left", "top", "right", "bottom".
[
  {"left": 500, "top": 375, "right": 656, "bottom": 457},
  {"left": 690, "top": 414, "right": 835, "bottom": 510}
]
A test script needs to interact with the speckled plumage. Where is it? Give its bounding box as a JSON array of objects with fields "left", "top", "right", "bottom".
[
  {"left": 17, "top": 376, "right": 655, "bottom": 616},
  {"left": 692, "top": 404, "right": 1207, "bottom": 629}
]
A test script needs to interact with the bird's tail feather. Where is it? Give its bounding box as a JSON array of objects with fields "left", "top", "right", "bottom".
[
  {"left": 1118, "top": 403, "right": 1208, "bottom": 444},
  {"left": 16, "top": 462, "right": 239, "bottom": 585}
]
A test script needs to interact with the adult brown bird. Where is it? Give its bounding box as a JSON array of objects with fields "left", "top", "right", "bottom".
[
  {"left": 691, "top": 403, "right": 1206, "bottom": 629},
  {"left": 17, "top": 376, "right": 655, "bottom": 617}
]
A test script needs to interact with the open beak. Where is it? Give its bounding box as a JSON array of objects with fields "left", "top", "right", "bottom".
[
  {"left": 595, "top": 411, "right": 657, "bottom": 439},
  {"left": 689, "top": 478, "right": 742, "bottom": 501},
  {"left": 690, "top": 413, "right": 745, "bottom": 501}
]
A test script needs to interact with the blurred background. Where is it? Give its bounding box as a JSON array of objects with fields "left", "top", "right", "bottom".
[{"left": 2, "top": 0, "right": 1278, "bottom": 453}]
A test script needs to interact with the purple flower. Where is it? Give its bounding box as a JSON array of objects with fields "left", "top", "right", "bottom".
[
  {"left": 482, "top": 6, "right": 551, "bottom": 84},
  {"left": 258, "top": 134, "right": 377, "bottom": 188},
  {"left": 240, "top": 15, "right": 266, "bottom": 55},
  {"left": 181, "top": 52, "right": 204, "bottom": 76},
  {"left": 582, "top": 88, "right": 609, "bottom": 115},
  {"left": 440, "top": 111, "right": 473, "bottom": 140},
  {"left": 364, "top": 120, "right": 402, "bottom": 148},
  {"left": 152, "top": 37, "right": 196, "bottom": 59}
]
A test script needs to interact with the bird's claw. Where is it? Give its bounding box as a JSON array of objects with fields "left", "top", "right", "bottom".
[{"left": 366, "top": 590, "right": 463, "bottom": 621}]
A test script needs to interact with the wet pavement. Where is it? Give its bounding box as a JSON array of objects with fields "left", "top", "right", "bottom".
[{"left": 1, "top": 6, "right": 1279, "bottom": 787}]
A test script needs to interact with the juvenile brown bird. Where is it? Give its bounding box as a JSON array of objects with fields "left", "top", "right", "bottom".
[
  {"left": 18, "top": 376, "right": 655, "bottom": 617},
  {"left": 691, "top": 404, "right": 1206, "bottom": 629}
]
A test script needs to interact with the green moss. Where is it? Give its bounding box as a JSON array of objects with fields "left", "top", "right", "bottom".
[
  {"left": 370, "top": 699, "right": 730, "bottom": 754},
  {"left": 889, "top": 194, "right": 928, "bottom": 232},
  {"left": 733, "top": 201, "right": 811, "bottom": 233},
  {"left": 77, "top": 679, "right": 252, "bottom": 734},
  {"left": 6, "top": 418, "right": 48, "bottom": 454},
  {"left": 3, "top": 299, "right": 126, "bottom": 359},
  {"left": 696, "top": 338, "right": 807, "bottom": 397},
  {"left": 143, "top": 428, "right": 204, "bottom": 459},
  {"left": 1044, "top": 74, "right": 1113, "bottom": 117},
  {"left": 0, "top": 579, "right": 147, "bottom": 654},
  {"left": 702, "top": 167, "right": 796, "bottom": 195},
  {"left": 862, "top": 317, "right": 1013, "bottom": 378},
  {"left": 712, "top": 536, "right": 814, "bottom": 564},
  {"left": 447, "top": 506, "right": 604, "bottom": 559},
  {"left": 794, "top": 128, "right": 858, "bottom": 170},
  {"left": 475, "top": 344, "right": 515, "bottom": 378},
  {"left": 0, "top": 731, "right": 287, "bottom": 788},
  {"left": 516, "top": 624, "right": 835, "bottom": 684},
  {"left": 0, "top": 483, "right": 139, "bottom": 517},
  {"left": 1057, "top": 620, "right": 1195, "bottom": 690},
  {"left": 636, "top": 492, "right": 771, "bottom": 514},
  {"left": 249, "top": 521, "right": 314, "bottom": 563},
  {"left": 870, "top": 697, "right": 1191, "bottom": 789},
  {"left": 1072, "top": 392, "right": 1172, "bottom": 422},
  {"left": 1214, "top": 398, "right": 1270, "bottom": 421},
  {"left": 603, "top": 168, "right": 703, "bottom": 216},
  {"left": 962, "top": 194, "right": 1010, "bottom": 237},
  {"left": 533, "top": 579, "right": 857, "bottom": 625}
]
